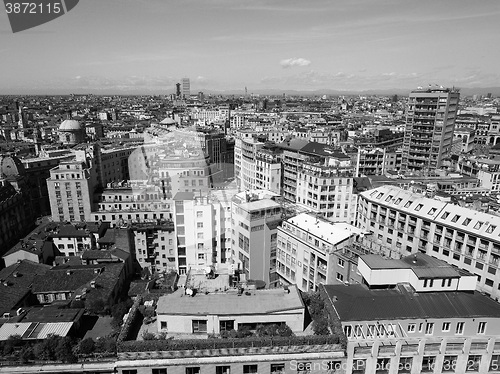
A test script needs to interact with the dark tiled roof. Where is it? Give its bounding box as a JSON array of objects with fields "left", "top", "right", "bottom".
[
  {"left": 277, "top": 138, "right": 309, "bottom": 151},
  {"left": 32, "top": 268, "right": 98, "bottom": 293},
  {"left": 22, "top": 307, "right": 84, "bottom": 323},
  {"left": 0, "top": 261, "right": 51, "bottom": 315},
  {"left": 32, "top": 263, "right": 124, "bottom": 303},
  {"left": 322, "top": 284, "right": 500, "bottom": 321},
  {"left": 81, "top": 250, "right": 113, "bottom": 260},
  {"left": 300, "top": 142, "right": 349, "bottom": 159},
  {"left": 49, "top": 224, "right": 90, "bottom": 238},
  {"left": 173, "top": 191, "right": 195, "bottom": 201}
]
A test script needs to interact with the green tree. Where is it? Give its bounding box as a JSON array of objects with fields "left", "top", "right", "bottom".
[
  {"left": 55, "top": 337, "right": 77, "bottom": 363},
  {"left": 19, "top": 345, "right": 34, "bottom": 363},
  {"left": 86, "top": 298, "right": 107, "bottom": 315},
  {"left": 95, "top": 336, "right": 117, "bottom": 353},
  {"left": 34, "top": 334, "right": 60, "bottom": 360},
  {"left": 142, "top": 331, "right": 156, "bottom": 340},
  {"left": 78, "top": 337, "right": 95, "bottom": 355},
  {"left": 276, "top": 324, "right": 294, "bottom": 337},
  {"left": 2, "top": 334, "right": 22, "bottom": 355}
]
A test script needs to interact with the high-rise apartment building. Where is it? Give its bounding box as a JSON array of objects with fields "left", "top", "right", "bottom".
[
  {"left": 181, "top": 77, "right": 190, "bottom": 99},
  {"left": 282, "top": 141, "right": 356, "bottom": 224},
  {"left": 47, "top": 160, "right": 97, "bottom": 222},
  {"left": 402, "top": 87, "right": 460, "bottom": 172},
  {"left": 231, "top": 190, "right": 282, "bottom": 286}
]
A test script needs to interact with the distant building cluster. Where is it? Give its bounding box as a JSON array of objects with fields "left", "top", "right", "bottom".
[{"left": 1, "top": 87, "right": 500, "bottom": 373}]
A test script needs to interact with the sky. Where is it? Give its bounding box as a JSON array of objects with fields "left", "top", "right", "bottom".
[{"left": 1, "top": 0, "right": 500, "bottom": 94}]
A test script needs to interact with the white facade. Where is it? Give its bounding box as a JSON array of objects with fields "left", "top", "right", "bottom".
[
  {"left": 357, "top": 185, "right": 500, "bottom": 301},
  {"left": 277, "top": 213, "right": 364, "bottom": 292}
]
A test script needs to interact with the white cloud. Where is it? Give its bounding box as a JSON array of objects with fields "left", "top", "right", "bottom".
[{"left": 280, "top": 57, "right": 311, "bottom": 68}]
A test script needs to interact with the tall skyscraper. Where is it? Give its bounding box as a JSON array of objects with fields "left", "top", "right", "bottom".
[
  {"left": 181, "top": 77, "right": 190, "bottom": 99},
  {"left": 402, "top": 86, "right": 460, "bottom": 172}
]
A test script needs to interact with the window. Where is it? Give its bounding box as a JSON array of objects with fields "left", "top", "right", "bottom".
[
  {"left": 442, "top": 322, "right": 450, "bottom": 332},
  {"left": 407, "top": 323, "right": 416, "bottom": 333},
  {"left": 451, "top": 214, "right": 460, "bottom": 223},
  {"left": 421, "top": 356, "right": 436, "bottom": 373},
  {"left": 160, "top": 321, "right": 167, "bottom": 330},
  {"left": 186, "top": 368, "right": 200, "bottom": 374},
  {"left": 415, "top": 204, "right": 423, "bottom": 211},
  {"left": 425, "top": 322, "right": 434, "bottom": 335},
  {"left": 467, "top": 355, "right": 481, "bottom": 372},
  {"left": 336, "top": 273, "right": 344, "bottom": 282},
  {"left": 270, "top": 363, "right": 285, "bottom": 374},
  {"left": 152, "top": 369, "right": 167, "bottom": 374},
  {"left": 219, "top": 320, "right": 234, "bottom": 332},
  {"left": 197, "top": 222, "right": 203, "bottom": 228},
  {"left": 196, "top": 211, "right": 203, "bottom": 218},
  {"left": 243, "top": 364, "right": 258, "bottom": 374},
  {"left": 442, "top": 355, "right": 458, "bottom": 373},
  {"left": 376, "top": 358, "right": 390, "bottom": 373},
  {"left": 338, "top": 258, "right": 345, "bottom": 267},
  {"left": 456, "top": 321, "right": 464, "bottom": 334},
  {"left": 490, "top": 355, "right": 500, "bottom": 372},
  {"left": 486, "top": 225, "right": 496, "bottom": 234},
  {"left": 463, "top": 218, "right": 471, "bottom": 226},
  {"left": 216, "top": 366, "right": 231, "bottom": 374},
  {"left": 399, "top": 357, "right": 413, "bottom": 373},
  {"left": 192, "top": 320, "right": 207, "bottom": 333},
  {"left": 428, "top": 208, "right": 436, "bottom": 215},
  {"left": 352, "top": 359, "right": 366, "bottom": 374},
  {"left": 296, "top": 362, "right": 311, "bottom": 374},
  {"left": 473, "top": 221, "right": 483, "bottom": 230},
  {"left": 478, "top": 321, "right": 487, "bottom": 334},
  {"left": 441, "top": 211, "right": 450, "bottom": 219},
  {"left": 404, "top": 201, "right": 413, "bottom": 208}
]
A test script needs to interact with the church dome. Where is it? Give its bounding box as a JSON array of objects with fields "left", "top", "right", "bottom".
[
  {"left": 160, "top": 117, "right": 177, "bottom": 125},
  {"left": 0, "top": 155, "right": 25, "bottom": 179},
  {"left": 59, "top": 119, "right": 82, "bottom": 131}
]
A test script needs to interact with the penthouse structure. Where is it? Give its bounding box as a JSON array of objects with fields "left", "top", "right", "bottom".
[
  {"left": 357, "top": 185, "right": 500, "bottom": 301},
  {"left": 156, "top": 285, "right": 305, "bottom": 335},
  {"left": 402, "top": 87, "right": 459, "bottom": 172}
]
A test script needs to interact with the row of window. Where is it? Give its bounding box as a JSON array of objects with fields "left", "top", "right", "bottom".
[{"left": 344, "top": 321, "right": 486, "bottom": 338}]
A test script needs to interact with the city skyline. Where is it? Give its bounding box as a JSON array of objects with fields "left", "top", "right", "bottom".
[{"left": 1, "top": 0, "right": 500, "bottom": 94}]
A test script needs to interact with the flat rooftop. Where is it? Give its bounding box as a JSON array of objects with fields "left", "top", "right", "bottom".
[
  {"left": 361, "top": 253, "right": 463, "bottom": 279},
  {"left": 322, "top": 284, "right": 500, "bottom": 321},
  {"left": 286, "top": 213, "right": 364, "bottom": 245},
  {"left": 157, "top": 285, "right": 304, "bottom": 316}
]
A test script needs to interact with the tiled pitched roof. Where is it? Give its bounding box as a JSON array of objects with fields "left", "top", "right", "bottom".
[{"left": 0, "top": 260, "right": 51, "bottom": 315}]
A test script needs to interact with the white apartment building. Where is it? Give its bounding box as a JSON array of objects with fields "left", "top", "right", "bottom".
[
  {"left": 277, "top": 213, "right": 365, "bottom": 292},
  {"left": 234, "top": 135, "right": 264, "bottom": 192},
  {"left": 47, "top": 160, "right": 97, "bottom": 222},
  {"left": 357, "top": 185, "right": 500, "bottom": 301},
  {"left": 231, "top": 190, "right": 282, "bottom": 287},
  {"left": 173, "top": 192, "right": 228, "bottom": 275}
]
